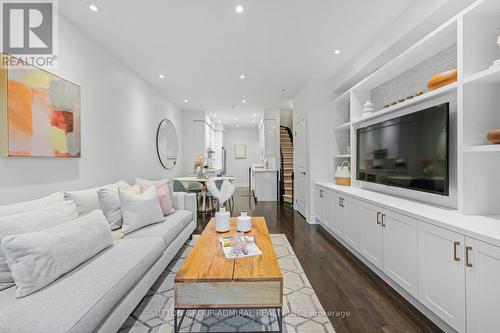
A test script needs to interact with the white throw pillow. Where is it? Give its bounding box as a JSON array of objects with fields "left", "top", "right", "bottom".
[
  {"left": 119, "top": 186, "right": 165, "bottom": 235},
  {"left": 0, "top": 200, "right": 78, "bottom": 290},
  {"left": 135, "top": 178, "right": 173, "bottom": 202},
  {"left": 1, "top": 210, "right": 113, "bottom": 298},
  {"left": 0, "top": 192, "right": 65, "bottom": 218},
  {"left": 97, "top": 185, "right": 140, "bottom": 230},
  {"left": 65, "top": 180, "right": 131, "bottom": 216}
]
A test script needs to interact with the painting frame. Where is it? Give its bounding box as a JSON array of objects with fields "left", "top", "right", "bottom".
[
  {"left": 234, "top": 144, "right": 246, "bottom": 159},
  {"left": 0, "top": 53, "right": 81, "bottom": 158}
]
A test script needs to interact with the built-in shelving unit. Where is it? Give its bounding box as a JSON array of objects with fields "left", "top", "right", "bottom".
[
  {"left": 350, "top": 83, "right": 457, "bottom": 125},
  {"left": 463, "top": 66, "right": 500, "bottom": 84},
  {"left": 334, "top": 122, "right": 351, "bottom": 131},
  {"left": 463, "top": 145, "right": 500, "bottom": 153},
  {"left": 331, "top": 0, "right": 500, "bottom": 215}
]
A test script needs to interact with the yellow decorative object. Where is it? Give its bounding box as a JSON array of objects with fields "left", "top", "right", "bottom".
[{"left": 427, "top": 69, "right": 457, "bottom": 91}]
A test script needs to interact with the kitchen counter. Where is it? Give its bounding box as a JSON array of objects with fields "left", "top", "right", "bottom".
[{"left": 251, "top": 168, "right": 279, "bottom": 201}]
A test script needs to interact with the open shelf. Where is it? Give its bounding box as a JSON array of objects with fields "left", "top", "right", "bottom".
[
  {"left": 464, "top": 66, "right": 500, "bottom": 84},
  {"left": 351, "top": 83, "right": 457, "bottom": 124},
  {"left": 351, "top": 18, "right": 457, "bottom": 92},
  {"left": 334, "top": 90, "right": 350, "bottom": 104},
  {"left": 464, "top": 145, "right": 500, "bottom": 153},
  {"left": 334, "top": 154, "right": 351, "bottom": 158},
  {"left": 335, "top": 122, "right": 351, "bottom": 131}
]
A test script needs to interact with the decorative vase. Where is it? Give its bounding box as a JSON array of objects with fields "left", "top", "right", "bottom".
[
  {"left": 237, "top": 210, "right": 252, "bottom": 232},
  {"left": 491, "top": 32, "right": 500, "bottom": 69},
  {"left": 215, "top": 207, "right": 231, "bottom": 232},
  {"left": 487, "top": 129, "right": 500, "bottom": 144},
  {"left": 362, "top": 101, "right": 376, "bottom": 118}
]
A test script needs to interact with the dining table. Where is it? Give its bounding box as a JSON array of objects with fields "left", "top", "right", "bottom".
[{"left": 173, "top": 176, "right": 236, "bottom": 213}]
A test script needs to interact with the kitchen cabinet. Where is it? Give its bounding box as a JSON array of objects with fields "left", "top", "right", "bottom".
[
  {"left": 465, "top": 237, "right": 500, "bottom": 333},
  {"left": 315, "top": 186, "right": 329, "bottom": 226},
  {"left": 418, "top": 222, "right": 465, "bottom": 333}
]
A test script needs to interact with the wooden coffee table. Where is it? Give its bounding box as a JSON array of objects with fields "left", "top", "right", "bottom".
[{"left": 174, "top": 217, "right": 283, "bottom": 332}]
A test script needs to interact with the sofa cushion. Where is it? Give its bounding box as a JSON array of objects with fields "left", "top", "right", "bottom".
[
  {"left": 125, "top": 209, "right": 192, "bottom": 246},
  {"left": 0, "top": 237, "right": 165, "bottom": 333},
  {"left": 0, "top": 201, "right": 78, "bottom": 291},
  {"left": 119, "top": 187, "right": 165, "bottom": 236},
  {"left": 0, "top": 192, "right": 65, "bottom": 218},
  {"left": 2, "top": 210, "right": 113, "bottom": 298},
  {"left": 65, "top": 180, "right": 131, "bottom": 216}
]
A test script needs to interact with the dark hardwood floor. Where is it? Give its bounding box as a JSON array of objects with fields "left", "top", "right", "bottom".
[{"left": 195, "top": 189, "right": 443, "bottom": 333}]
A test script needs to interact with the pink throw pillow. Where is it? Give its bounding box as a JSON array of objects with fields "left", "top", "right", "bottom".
[{"left": 140, "top": 184, "right": 175, "bottom": 216}]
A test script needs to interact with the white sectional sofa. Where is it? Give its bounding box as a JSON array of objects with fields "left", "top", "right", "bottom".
[{"left": 0, "top": 187, "right": 197, "bottom": 333}]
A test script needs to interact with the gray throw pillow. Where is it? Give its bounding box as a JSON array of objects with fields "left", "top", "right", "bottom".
[
  {"left": 0, "top": 201, "right": 78, "bottom": 291},
  {"left": 98, "top": 185, "right": 139, "bottom": 230},
  {"left": 1, "top": 210, "right": 113, "bottom": 298},
  {"left": 119, "top": 186, "right": 165, "bottom": 236}
]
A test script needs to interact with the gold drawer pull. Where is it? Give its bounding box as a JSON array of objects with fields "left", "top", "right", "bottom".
[
  {"left": 453, "top": 241, "right": 460, "bottom": 261},
  {"left": 465, "top": 246, "right": 473, "bottom": 267}
]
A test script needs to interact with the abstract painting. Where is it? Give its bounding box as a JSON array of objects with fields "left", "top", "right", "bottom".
[{"left": 0, "top": 54, "right": 81, "bottom": 157}]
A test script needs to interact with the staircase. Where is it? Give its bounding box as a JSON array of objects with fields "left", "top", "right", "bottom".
[{"left": 280, "top": 127, "right": 293, "bottom": 204}]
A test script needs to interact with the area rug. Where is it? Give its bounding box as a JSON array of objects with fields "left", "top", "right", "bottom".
[{"left": 119, "top": 234, "right": 335, "bottom": 333}]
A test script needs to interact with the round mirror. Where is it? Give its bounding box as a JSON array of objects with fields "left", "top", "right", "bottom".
[{"left": 156, "top": 119, "right": 178, "bottom": 170}]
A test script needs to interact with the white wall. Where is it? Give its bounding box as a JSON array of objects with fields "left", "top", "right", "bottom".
[
  {"left": 280, "top": 109, "right": 293, "bottom": 130},
  {"left": 225, "top": 128, "right": 260, "bottom": 187},
  {"left": 0, "top": 16, "right": 184, "bottom": 205},
  {"left": 293, "top": 79, "right": 335, "bottom": 222}
]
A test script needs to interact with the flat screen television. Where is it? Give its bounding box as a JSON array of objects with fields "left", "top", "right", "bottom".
[{"left": 356, "top": 103, "right": 449, "bottom": 196}]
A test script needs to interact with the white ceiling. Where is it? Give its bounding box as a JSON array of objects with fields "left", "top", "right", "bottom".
[{"left": 59, "top": 0, "right": 416, "bottom": 128}]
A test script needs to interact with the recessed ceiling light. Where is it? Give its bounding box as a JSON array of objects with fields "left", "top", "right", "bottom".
[
  {"left": 334, "top": 49, "right": 341, "bottom": 55},
  {"left": 242, "top": 99, "right": 247, "bottom": 103},
  {"left": 158, "top": 74, "right": 165, "bottom": 79},
  {"left": 212, "top": 114, "right": 217, "bottom": 117},
  {"left": 218, "top": 120, "right": 222, "bottom": 123},
  {"left": 236, "top": 124, "right": 240, "bottom": 128},
  {"left": 88, "top": 4, "right": 98, "bottom": 12},
  {"left": 253, "top": 113, "right": 257, "bottom": 117},
  {"left": 235, "top": 5, "right": 244, "bottom": 13},
  {"left": 252, "top": 120, "right": 256, "bottom": 123},
  {"left": 239, "top": 74, "right": 245, "bottom": 79},
  {"left": 234, "top": 118, "right": 238, "bottom": 121},
  {"left": 184, "top": 99, "right": 189, "bottom": 103}
]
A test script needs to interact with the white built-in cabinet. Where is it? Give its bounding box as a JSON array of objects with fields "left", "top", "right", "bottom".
[
  {"left": 193, "top": 120, "right": 216, "bottom": 159},
  {"left": 418, "top": 223, "right": 466, "bottom": 332},
  {"left": 465, "top": 238, "right": 500, "bottom": 333},
  {"left": 315, "top": 184, "right": 500, "bottom": 333}
]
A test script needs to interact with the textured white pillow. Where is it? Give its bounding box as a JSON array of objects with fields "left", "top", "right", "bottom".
[
  {"left": 65, "top": 180, "right": 131, "bottom": 215},
  {"left": 2, "top": 210, "right": 113, "bottom": 298},
  {"left": 135, "top": 178, "right": 173, "bottom": 201},
  {"left": 119, "top": 186, "right": 165, "bottom": 235},
  {"left": 0, "top": 200, "right": 78, "bottom": 290},
  {"left": 0, "top": 192, "right": 65, "bottom": 218},
  {"left": 97, "top": 185, "right": 140, "bottom": 230}
]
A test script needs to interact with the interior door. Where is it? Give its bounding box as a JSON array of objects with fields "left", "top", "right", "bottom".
[
  {"left": 360, "top": 201, "right": 383, "bottom": 269},
  {"left": 466, "top": 237, "right": 500, "bottom": 333},
  {"left": 294, "top": 115, "right": 307, "bottom": 217},
  {"left": 418, "top": 222, "right": 465, "bottom": 332}
]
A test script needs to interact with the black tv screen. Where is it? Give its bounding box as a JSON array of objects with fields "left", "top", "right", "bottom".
[{"left": 356, "top": 103, "right": 449, "bottom": 196}]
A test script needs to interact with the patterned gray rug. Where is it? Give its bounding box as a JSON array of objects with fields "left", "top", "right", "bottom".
[{"left": 119, "top": 234, "right": 335, "bottom": 333}]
